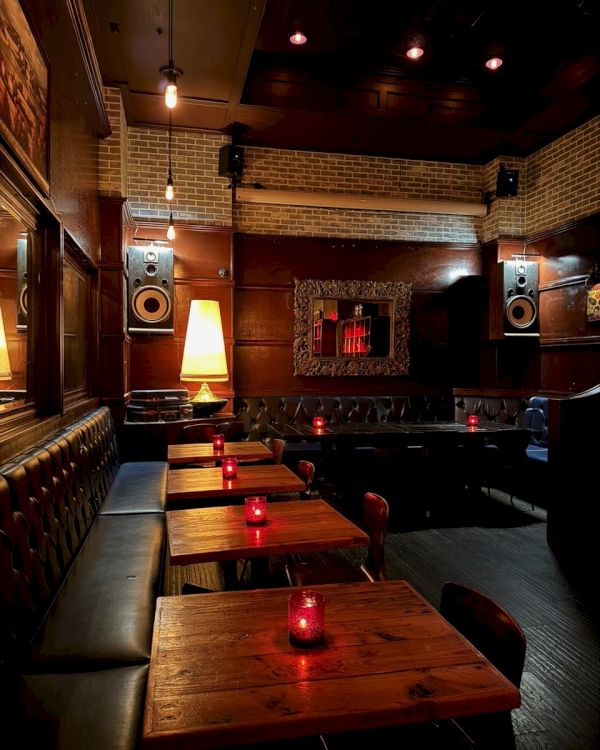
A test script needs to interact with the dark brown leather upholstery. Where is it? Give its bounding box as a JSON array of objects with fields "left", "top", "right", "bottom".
[{"left": 0, "top": 406, "right": 167, "bottom": 750}]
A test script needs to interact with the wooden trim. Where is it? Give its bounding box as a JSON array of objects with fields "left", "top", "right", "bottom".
[
  {"left": 64, "top": 0, "right": 111, "bottom": 137},
  {"left": 234, "top": 232, "right": 480, "bottom": 251},
  {"left": 539, "top": 274, "right": 589, "bottom": 291},
  {"left": 132, "top": 219, "right": 234, "bottom": 234},
  {"left": 540, "top": 336, "right": 600, "bottom": 347}
]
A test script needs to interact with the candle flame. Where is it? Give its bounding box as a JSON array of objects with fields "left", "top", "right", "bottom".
[{"left": 299, "top": 617, "right": 308, "bottom": 629}]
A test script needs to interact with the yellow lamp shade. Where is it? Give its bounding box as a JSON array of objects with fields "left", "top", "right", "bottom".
[
  {"left": 180, "top": 300, "right": 228, "bottom": 382},
  {"left": 0, "top": 307, "right": 12, "bottom": 381}
]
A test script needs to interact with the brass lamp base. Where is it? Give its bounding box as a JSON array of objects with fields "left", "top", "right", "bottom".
[{"left": 190, "top": 383, "right": 227, "bottom": 417}]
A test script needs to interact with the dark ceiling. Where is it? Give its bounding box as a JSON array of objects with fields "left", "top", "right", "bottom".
[{"left": 84, "top": 0, "right": 600, "bottom": 164}]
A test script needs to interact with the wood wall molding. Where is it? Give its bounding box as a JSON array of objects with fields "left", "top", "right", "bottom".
[
  {"left": 539, "top": 274, "right": 589, "bottom": 291},
  {"left": 132, "top": 219, "right": 234, "bottom": 235},
  {"left": 64, "top": 0, "right": 110, "bottom": 137}
]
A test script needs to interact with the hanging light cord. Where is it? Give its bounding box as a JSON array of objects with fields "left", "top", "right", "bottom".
[
  {"left": 168, "top": 111, "right": 172, "bottom": 174},
  {"left": 168, "top": 0, "right": 173, "bottom": 65}
]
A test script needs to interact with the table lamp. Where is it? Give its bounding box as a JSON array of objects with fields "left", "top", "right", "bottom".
[
  {"left": 180, "top": 300, "right": 228, "bottom": 416},
  {"left": 0, "top": 308, "right": 12, "bottom": 383}
]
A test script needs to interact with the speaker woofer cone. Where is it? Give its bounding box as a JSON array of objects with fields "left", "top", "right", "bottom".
[
  {"left": 131, "top": 285, "right": 171, "bottom": 323},
  {"left": 505, "top": 295, "right": 537, "bottom": 328}
]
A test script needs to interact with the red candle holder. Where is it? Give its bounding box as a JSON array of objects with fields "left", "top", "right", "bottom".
[
  {"left": 221, "top": 457, "right": 238, "bottom": 479},
  {"left": 467, "top": 415, "right": 479, "bottom": 427},
  {"left": 312, "top": 416, "right": 326, "bottom": 430},
  {"left": 212, "top": 433, "right": 225, "bottom": 451},
  {"left": 288, "top": 589, "right": 325, "bottom": 648},
  {"left": 245, "top": 495, "right": 267, "bottom": 525}
]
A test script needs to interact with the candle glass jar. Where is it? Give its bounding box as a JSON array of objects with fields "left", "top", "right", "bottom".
[
  {"left": 212, "top": 433, "right": 225, "bottom": 450},
  {"left": 288, "top": 589, "right": 325, "bottom": 647},
  {"left": 221, "top": 457, "right": 238, "bottom": 479},
  {"left": 245, "top": 496, "right": 267, "bottom": 525}
]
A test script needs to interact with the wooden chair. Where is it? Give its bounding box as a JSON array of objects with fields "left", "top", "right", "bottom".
[
  {"left": 271, "top": 438, "right": 286, "bottom": 464},
  {"left": 181, "top": 423, "right": 215, "bottom": 443},
  {"left": 437, "top": 581, "right": 527, "bottom": 749},
  {"left": 215, "top": 421, "right": 246, "bottom": 441},
  {"left": 285, "top": 492, "right": 389, "bottom": 586}
]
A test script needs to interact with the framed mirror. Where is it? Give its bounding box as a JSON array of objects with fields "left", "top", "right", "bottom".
[{"left": 293, "top": 279, "right": 411, "bottom": 376}]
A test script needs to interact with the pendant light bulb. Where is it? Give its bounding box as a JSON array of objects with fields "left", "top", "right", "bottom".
[
  {"left": 165, "top": 173, "right": 174, "bottom": 201},
  {"left": 165, "top": 79, "right": 177, "bottom": 109},
  {"left": 167, "top": 213, "right": 176, "bottom": 241}
]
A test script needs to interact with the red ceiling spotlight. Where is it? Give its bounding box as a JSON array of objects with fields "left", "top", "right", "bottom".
[
  {"left": 289, "top": 26, "right": 307, "bottom": 45},
  {"left": 485, "top": 56, "right": 503, "bottom": 71},
  {"left": 406, "top": 45, "right": 424, "bottom": 60}
]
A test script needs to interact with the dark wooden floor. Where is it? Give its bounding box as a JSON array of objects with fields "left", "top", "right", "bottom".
[{"left": 165, "top": 489, "right": 599, "bottom": 750}]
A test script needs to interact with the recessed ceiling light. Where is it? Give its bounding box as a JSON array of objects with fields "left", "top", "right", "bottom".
[
  {"left": 485, "top": 56, "right": 503, "bottom": 71},
  {"left": 289, "top": 29, "right": 307, "bottom": 45},
  {"left": 406, "top": 46, "right": 424, "bottom": 60}
]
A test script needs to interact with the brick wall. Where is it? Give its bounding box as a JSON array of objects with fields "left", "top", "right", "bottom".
[
  {"left": 96, "top": 87, "right": 598, "bottom": 239},
  {"left": 526, "top": 116, "right": 600, "bottom": 236},
  {"left": 127, "top": 127, "right": 231, "bottom": 226},
  {"left": 98, "top": 86, "right": 128, "bottom": 197},
  {"left": 235, "top": 148, "right": 484, "bottom": 242}
]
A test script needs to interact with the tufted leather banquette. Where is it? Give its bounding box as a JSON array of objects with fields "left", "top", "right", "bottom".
[
  {"left": 0, "top": 406, "right": 167, "bottom": 750},
  {"left": 233, "top": 394, "right": 455, "bottom": 442}
]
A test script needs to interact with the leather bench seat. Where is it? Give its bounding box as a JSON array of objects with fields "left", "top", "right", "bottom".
[
  {"left": 0, "top": 406, "right": 167, "bottom": 749},
  {"left": 15, "top": 665, "right": 148, "bottom": 750},
  {"left": 27, "top": 513, "right": 164, "bottom": 671},
  {"left": 99, "top": 461, "right": 167, "bottom": 514}
]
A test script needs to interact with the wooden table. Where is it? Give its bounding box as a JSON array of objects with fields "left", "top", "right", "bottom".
[
  {"left": 142, "top": 580, "right": 521, "bottom": 748},
  {"left": 167, "top": 441, "right": 272, "bottom": 465},
  {"left": 166, "top": 463, "right": 306, "bottom": 503},
  {"left": 167, "top": 499, "right": 369, "bottom": 566}
]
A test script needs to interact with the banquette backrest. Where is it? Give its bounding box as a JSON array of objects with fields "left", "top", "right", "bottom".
[
  {"left": 0, "top": 407, "right": 120, "bottom": 668},
  {"left": 233, "top": 395, "right": 454, "bottom": 441},
  {"left": 454, "top": 393, "right": 529, "bottom": 425}
]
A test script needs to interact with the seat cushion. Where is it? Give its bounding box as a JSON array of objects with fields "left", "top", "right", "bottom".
[
  {"left": 99, "top": 461, "right": 167, "bottom": 514},
  {"left": 15, "top": 665, "right": 148, "bottom": 750},
  {"left": 27, "top": 514, "right": 164, "bottom": 670}
]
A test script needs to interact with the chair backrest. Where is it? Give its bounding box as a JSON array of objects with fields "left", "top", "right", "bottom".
[
  {"left": 215, "top": 421, "right": 246, "bottom": 442},
  {"left": 271, "top": 438, "right": 286, "bottom": 464},
  {"left": 440, "top": 582, "right": 527, "bottom": 688},
  {"left": 181, "top": 423, "right": 215, "bottom": 443},
  {"left": 296, "top": 460, "right": 315, "bottom": 497},
  {"left": 362, "top": 492, "right": 389, "bottom": 581}
]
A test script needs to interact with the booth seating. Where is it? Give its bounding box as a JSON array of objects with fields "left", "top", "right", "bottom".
[
  {"left": 0, "top": 406, "right": 167, "bottom": 750},
  {"left": 454, "top": 392, "right": 549, "bottom": 506}
]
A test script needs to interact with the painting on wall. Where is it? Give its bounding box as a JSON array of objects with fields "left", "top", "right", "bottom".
[
  {"left": 0, "top": 0, "right": 49, "bottom": 194},
  {"left": 586, "top": 285, "right": 600, "bottom": 323}
]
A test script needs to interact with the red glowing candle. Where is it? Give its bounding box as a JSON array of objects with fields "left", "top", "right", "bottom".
[
  {"left": 467, "top": 415, "right": 479, "bottom": 427},
  {"left": 312, "top": 416, "right": 326, "bottom": 430},
  {"left": 221, "top": 457, "right": 238, "bottom": 479},
  {"left": 288, "top": 589, "right": 325, "bottom": 647},
  {"left": 245, "top": 495, "right": 267, "bottom": 525},
  {"left": 212, "top": 433, "right": 225, "bottom": 451}
]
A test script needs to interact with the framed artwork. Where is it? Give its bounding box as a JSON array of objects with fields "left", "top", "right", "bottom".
[
  {"left": 586, "top": 284, "right": 600, "bottom": 323},
  {"left": 0, "top": 0, "right": 49, "bottom": 194}
]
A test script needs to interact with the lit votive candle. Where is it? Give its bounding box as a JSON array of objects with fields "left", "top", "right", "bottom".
[
  {"left": 288, "top": 589, "right": 325, "bottom": 648},
  {"left": 467, "top": 415, "right": 479, "bottom": 427},
  {"left": 312, "top": 415, "right": 326, "bottom": 430},
  {"left": 221, "top": 457, "right": 238, "bottom": 479},
  {"left": 212, "top": 433, "right": 225, "bottom": 451},
  {"left": 245, "top": 495, "right": 267, "bottom": 525}
]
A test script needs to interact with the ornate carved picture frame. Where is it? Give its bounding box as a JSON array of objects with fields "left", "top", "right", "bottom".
[{"left": 293, "top": 278, "right": 411, "bottom": 376}]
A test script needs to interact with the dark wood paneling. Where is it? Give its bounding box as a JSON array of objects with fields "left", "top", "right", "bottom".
[
  {"left": 234, "top": 233, "right": 481, "bottom": 395},
  {"left": 235, "top": 234, "right": 480, "bottom": 290}
]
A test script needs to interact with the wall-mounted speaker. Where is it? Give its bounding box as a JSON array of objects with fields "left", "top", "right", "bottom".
[
  {"left": 218, "top": 144, "right": 244, "bottom": 179},
  {"left": 488, "top": 260, "right": 539, "bottom": 339},
  {"left": 496, "top": 167, "right": 519, "bottom": 197},
  {"left": 16, "top": 236, "right": 28, "bottom": 331},
  {"left": 127, "top": 246, "right": 174, "bottom": 334}
]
